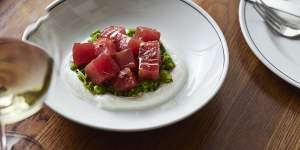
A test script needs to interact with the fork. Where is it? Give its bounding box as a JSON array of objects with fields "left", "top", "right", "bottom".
[
  {"left": 248, "top": 0, "right": 300, "bottom": 18},
  {"left": 254, "top": 0, "right": 300, "bottom": 38}
]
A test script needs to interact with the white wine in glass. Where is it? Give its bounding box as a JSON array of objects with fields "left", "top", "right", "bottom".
[{"left": 0, "top": 38, "right": 54, "bottom": 150}]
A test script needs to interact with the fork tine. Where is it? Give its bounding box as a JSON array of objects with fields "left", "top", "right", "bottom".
[
  {"left": 254, "top": 3, "right": 266, "bottom": 18},
  {"left": 264, "top": 17, "right": 283, "bottom": 34},
  {"left": 254, "top": 3, "right": 281, "bottom": 28},
  {"left": 254, "top": 4, "right": 282, "bottom": 33},
  {"left": 255, "top": 4, "right": 282, "bottom": 28},
  {"left": 257, "top": 0, "right": 287, "bottom": 25},
  {"left": 254, "top": 2, "right": 300, "bottom": 37}
]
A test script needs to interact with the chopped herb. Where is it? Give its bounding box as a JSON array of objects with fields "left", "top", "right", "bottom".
[
  {"left": 70, "top": 63, "right": 78, "bottom": 71},
  {"left": 127, "top": 29, "right": 136, "bottom": 37},
  {"left": 160, "top": 42, "right": 175, "bottom": 71},
  {"left": 161, "top": 52, "right": 176, "bottom": 71},
  {"left": 76, "top": 69, "right": 87, "bottom": 83},
  {"left": 160, "top": 70, "right": 173, "bottom": 83},
  {"left": 84, "top": 81, "right": 94, "bottom": 91},
  {"left": 89, "top": 29, "right": 101, "bottom": 42},
  {"left": 93, "top": 85, "right": 106, "bottom": 95},
  {"left": 160, "top": 42, "right": 167, "bottom": 53}
]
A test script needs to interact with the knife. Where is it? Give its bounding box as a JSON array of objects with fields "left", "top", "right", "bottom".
[{"left": 247, "top": 0, "right": 300, "bottom": 18}]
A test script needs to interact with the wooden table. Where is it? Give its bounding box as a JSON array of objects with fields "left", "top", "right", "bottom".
[{"left": 1, "top": 0, "right": 300, "bottom": 149}]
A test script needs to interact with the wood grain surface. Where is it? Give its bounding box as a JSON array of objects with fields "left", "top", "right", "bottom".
[{"left": 1, "top": 0, "right": 300, "bottom": 149}]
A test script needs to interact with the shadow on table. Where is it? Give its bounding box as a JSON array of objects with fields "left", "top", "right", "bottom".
[{"left": 80, "top": 99, "right": 221, "bottom": 150}]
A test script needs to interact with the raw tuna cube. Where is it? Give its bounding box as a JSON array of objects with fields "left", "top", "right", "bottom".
[
  {"left": 93, "top": 38, "right": 117, "bottom": 56},
  {"left": 73, "top": 43, "right": 97, "bottom": 66},
  {"left": 113, "top": 68, "right": 138, "bottom": 91},
  {"left": 101, "top": 26, "right": 126, "bottom": 39},
  {"left": 113, "top": 49, "right": 136, "bottom": 69},
  {"left": 114, "top": 34, "right": 142, "bottom": 55},
  {"left": 139, "top": 61, "right": 159, "bottom": 80},
  {"left": 134, "top": 26, "right": 160, "bottom": 42},
  {"left": 128, "top": 38, "right": 143, "bottom": 56},
  {"left": 138, "top": 41, "right": 160, "bottom": 80},
  {"left": 117, "top": 35, "right": 131, "bottom": 50},
  {"left": 83, "top": 62, "right": 102, "bottom": 84},
  {"left": 110, "top": 31, "right": 127, "bottom": 42},
  {"left": 85, "top": 54, "right": 120, "bottom": 85}
]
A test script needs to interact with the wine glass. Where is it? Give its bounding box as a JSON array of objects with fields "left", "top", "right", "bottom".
[{"left": 0, "top": 38, "right": 57, "bottom": 150}]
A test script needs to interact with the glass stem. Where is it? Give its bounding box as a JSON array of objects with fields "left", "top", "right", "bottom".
[{"left": 0, "top": 123, "right": 6, "bottom": 150}]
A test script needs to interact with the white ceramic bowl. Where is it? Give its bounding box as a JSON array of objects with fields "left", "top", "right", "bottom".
[{"left": 23, "top": 0, "right": 229, "bottom": 131}]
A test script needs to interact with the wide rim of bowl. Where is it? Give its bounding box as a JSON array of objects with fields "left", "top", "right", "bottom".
[
  {"left": 22, "top": 0, "right": 229, "bottom": 132},
  {"left": 239, "top": 0, "right": 300, "bottom": 89}
]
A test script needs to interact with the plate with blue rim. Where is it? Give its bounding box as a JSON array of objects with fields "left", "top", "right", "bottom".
[{"left": 239, "top": 0, "right": 300, "bottom": 89}]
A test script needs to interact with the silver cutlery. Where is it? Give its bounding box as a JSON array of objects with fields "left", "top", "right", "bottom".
[
  {"left": 254, "top": 1, "right": 300, "bottom": 38},
  {"left": 248, "top": 0, "right": 300, "bottom": 18}
]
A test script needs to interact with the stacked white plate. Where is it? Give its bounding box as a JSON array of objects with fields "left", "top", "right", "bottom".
[{"left": 239, "top": 0, "right": 300, "bottom": 88}]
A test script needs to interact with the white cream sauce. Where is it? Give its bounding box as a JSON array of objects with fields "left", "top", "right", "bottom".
[{"left": 61, "top": 52, "right": 187, "bottom": 111}]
